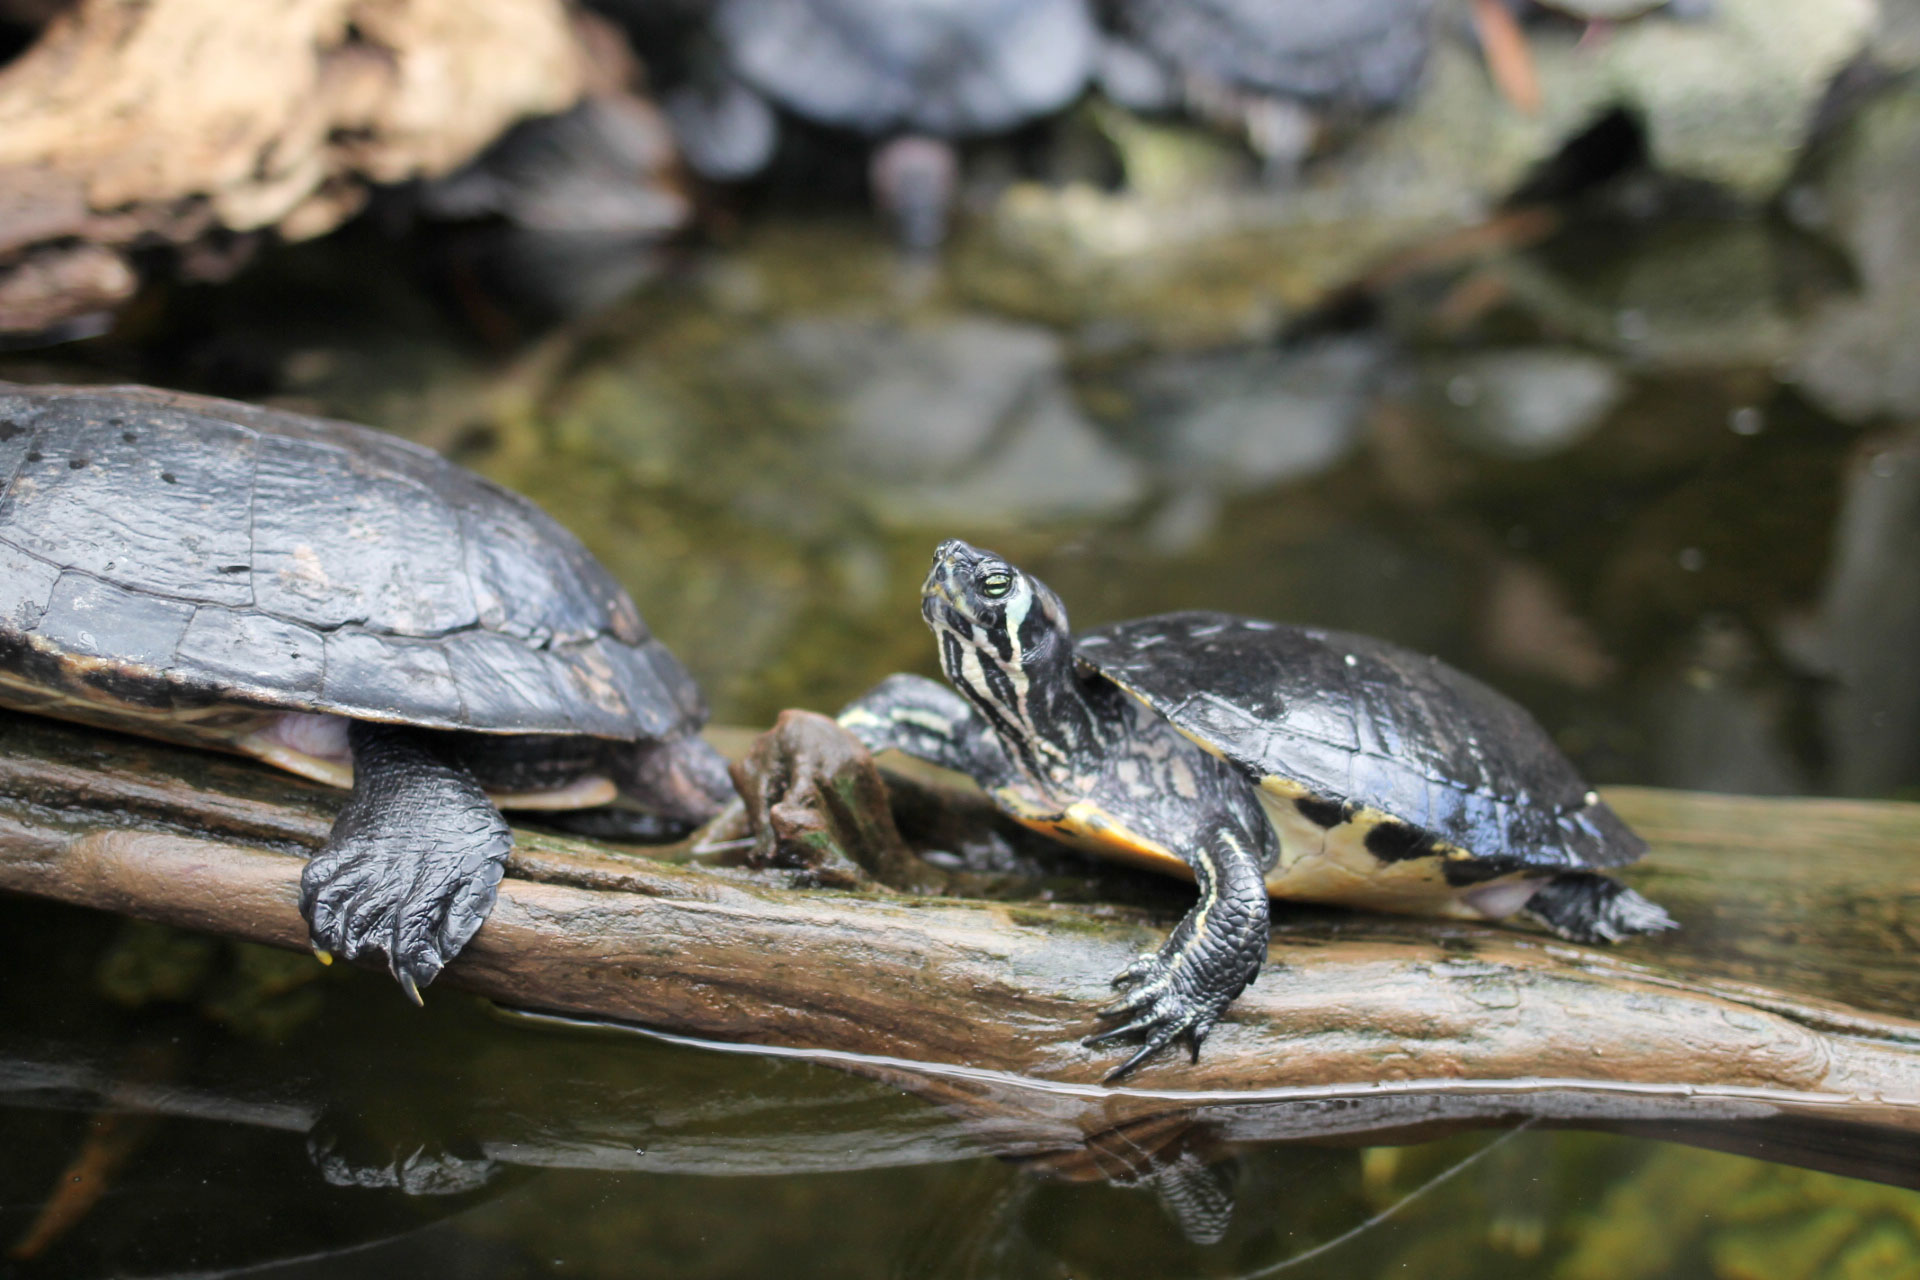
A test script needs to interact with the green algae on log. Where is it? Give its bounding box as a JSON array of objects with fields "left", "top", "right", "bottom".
[{"left": 1, "top": 712, "right": 1918, "bottom": 1185}]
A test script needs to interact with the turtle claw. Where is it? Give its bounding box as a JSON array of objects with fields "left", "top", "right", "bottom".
[
  {"left": 1086, "top": 975, "right": 1223, "bottom": 1083},
  {"left": 1086, "top": 941, "right": 1237, "bottom": 1081},
  {"left": 1084, "top": 1006, "right": 1167, "bottom": 1048},
  {"left": 301, "top": 723, "right": 511, "bottom": 1004},
  {"left": 396, "top": 968, "right": 424, "bottom": 1008},
  {"left": 1099, "top": 972, "right": 1171, "bottom": 1020},
  {"left": 1103, "top": 1029, "right": 1188, "bottom": 1083},
  {"left": 1110, "top": 953, "right": 1165, "bottom": 990}
]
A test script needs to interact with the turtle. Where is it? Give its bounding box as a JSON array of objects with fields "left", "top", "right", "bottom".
[
  {"left": 839, "top": 540, "right": 1675, "bottom": 1078},
  {"left": 666, "top": 0, "right": 1099, "bottom": 248},
  {"left": 1095, "top": 0, "right": 1440, "bottom": 171},
  {"left": 0, "top": 382, "right": 734, "bottom": 1000}
]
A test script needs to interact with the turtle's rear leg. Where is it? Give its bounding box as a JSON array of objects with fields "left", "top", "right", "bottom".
[
  {"left": 837, "top": 673, "right": 1016, "bottom": 785},
  {"left": 1086, "top": 820, "right": 1271, "bottom": 1080},
  {"left": 1522, "top": 871, "right": 1677, "bottom": 944},
  {"left": 301, "top": 722, "right": 511, "bottom": 1002}
]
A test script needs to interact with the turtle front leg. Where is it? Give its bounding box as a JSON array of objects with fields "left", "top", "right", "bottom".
[
  {"left": 837, "top": 673, "right": 1015, "bottom": 786},
  {"left": 301, "top": 722, "right": 511, "bottom": 1003},
  {"left": 1087, "top": 819, "right": 1271, "bottom": 1081}
]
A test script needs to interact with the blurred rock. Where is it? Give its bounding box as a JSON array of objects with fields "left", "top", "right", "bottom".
[
  {"left": 418, "top": 93, "right": 690, "bottom": 323},
  {"left": 1873, "top": 0, "right": 1920, "bottom": 68},
  {"left": 664, "top": 68, "right": 779, "bottom": 181},
  {"left": 0, "top": 242, "right": 134, "bottom": 338},
  {"left": 1645, "top": 619, "right": 1808, "bottom": 794},
  {"left": 712, "top": 0, "right": 1097, "bottom": 138},
  {"left": 981, "top": 0, "right": 1871, "bottom": 344},
  {"left": 1100, "top": 0, "right": 1438, "bottom": 169},
  {"left": 1423, "top": 347, "right": 1624, "bottom": 457},
  {"left": 1789, "top": 87, "right": 1920, "bottom": 423},
  {"left": 683, "top": 0, "right": 1099, "bottom": 245},
  {"left": 803, "top": 317, "right": 1058, "bottom": 477},
  {"left": 1781, "top": 429, "right": 1920, "bottom": 796},
  {"left": 0, "top": 0, "right": 600, "bottom": 335},
  {"left": 1576, "top": 0, "right": 1874, "bottom": 195},
  {"left": 1291, "top": 0, "right": 1870, "bottom": 206},
  {"left": 1118, "top": 337, "right": 1384, "bottom": 484},
  {"left": 1106, "top": 0, "right": 1438, "bottom": 112},
  {"left": 1496, "top": 220, "right": 1804, "bottom": 368},
  {"left": 1105, "top": 336, "right": 1383, "bottom": 549},
  {"left": 422, "top": 96, "right": 684, "bottom": 237},
  {"left": 760, "top": 315, "right": 1147, "bottom": 527},
  {"left": 1480, "top": 557, "right": 1616, "bottom": 688}
]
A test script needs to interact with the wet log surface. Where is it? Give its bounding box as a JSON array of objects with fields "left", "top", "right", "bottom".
[{"left": 1, "top": 711, "right": 1917, "bottom": 1185}]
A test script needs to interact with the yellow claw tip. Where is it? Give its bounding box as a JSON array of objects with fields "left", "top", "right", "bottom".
[{"left": 312, "top": 949, "right": 333, "bottom": 966}]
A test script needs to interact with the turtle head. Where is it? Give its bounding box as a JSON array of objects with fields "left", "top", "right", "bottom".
[{"left": 921, "top": 540, "right": 1071, "bottom": 674}]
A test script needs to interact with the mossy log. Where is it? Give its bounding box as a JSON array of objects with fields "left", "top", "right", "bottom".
[
  {"left": 1, "top": 711, "right": 1918, "bottom": 1184},
  {"left": 0, "top": 0, "right": 608, "bottom": 334}
]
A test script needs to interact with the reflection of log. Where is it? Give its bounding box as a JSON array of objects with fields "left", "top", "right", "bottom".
[
  {"left": 1, "top": 713, "right": 1918, "bottom": 1177},
  {"left": 0, "top": 0, "right": 600, "bottom": 334}
]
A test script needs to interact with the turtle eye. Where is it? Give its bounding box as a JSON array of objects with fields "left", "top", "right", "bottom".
[{"left": 979, "top": 570, "right": 1014, "bottom": 600}]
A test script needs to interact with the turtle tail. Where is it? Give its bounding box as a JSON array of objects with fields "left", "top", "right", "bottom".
[{"left": 1523, "top": 871, "right": 1677, "bottom": 944}]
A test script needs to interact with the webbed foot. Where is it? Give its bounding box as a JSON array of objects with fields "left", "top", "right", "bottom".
[
  {"left": 300, "top": 722, "right": 511, "bottom": 1000},
  {"left": 1084, "top": 823, "right": 1270, "bottom": 1081}
]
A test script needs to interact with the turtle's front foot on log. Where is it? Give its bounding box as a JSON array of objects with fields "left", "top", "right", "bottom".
[
  {"left": 1085, "top": 823, "right": 1270, "bottom": 1081},
  {"left": 300, "top": 723, "right": 511, "bottom": 1002}
]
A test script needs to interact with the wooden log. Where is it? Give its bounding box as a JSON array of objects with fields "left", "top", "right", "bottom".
[
  {"left": 1, "top": 712, "right": 1917, "bottom": 1182},
  {"left": 0, "top": 0, "right": 611, "bottom": 333}
]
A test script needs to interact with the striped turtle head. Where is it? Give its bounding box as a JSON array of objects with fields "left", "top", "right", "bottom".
[
  {"left": 921, "top": 541, "right": 1106, "bottom": 781},
  {"left": 922, "top": 540, "right": 1070, "bottom": 670}
]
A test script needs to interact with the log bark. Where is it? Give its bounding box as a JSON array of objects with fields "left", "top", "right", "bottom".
[
  {"left": 0, "top": 0, "right": 606, "bottom": 333},
  {"left": 1, "top": 712, "right": 1918, "bottom": 1183}
]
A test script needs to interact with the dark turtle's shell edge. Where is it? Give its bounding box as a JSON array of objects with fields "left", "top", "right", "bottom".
[
  {"left": 0, "top": 383, "right": 706, "bottom": 743},
  {"left": 1077, "top": 612, "right": 1647, "bottom": 875}
]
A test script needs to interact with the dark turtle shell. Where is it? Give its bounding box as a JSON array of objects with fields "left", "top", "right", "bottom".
[
  {"left": 0, "top": 383, "right": 703, "bottom": 741},
  {"left": 711, "top": 0, "right": 1097, "bottom": 136},
  {"left": 1109, "top": 0, "right": 1438, "bottom": 109},
  {"left": 1074, "top": 612, "right": 1644, "bottom": 871}
]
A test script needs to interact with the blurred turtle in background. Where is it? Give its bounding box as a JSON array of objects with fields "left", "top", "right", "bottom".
[
  {"left": 1095, "top": 0, "right": 1441, "bottom": 172},
  {"left": 659, "top": 0, "right": 1100, "bottom": 250}
]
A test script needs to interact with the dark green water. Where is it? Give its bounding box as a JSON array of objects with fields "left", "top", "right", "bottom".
[{"left": 5, "top": 100, "right": 1920, "bottom": 1277}]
